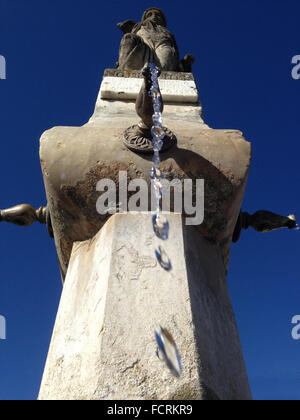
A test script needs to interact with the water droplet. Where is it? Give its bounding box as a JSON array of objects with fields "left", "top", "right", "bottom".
[
  {"left": 150, "top": 167, "right": 162, "bottom": 180},
  {"left": 149, "top": 62, "right": 157, "bottom": 70},
  {"left": 152, "top": 154, "right": 160, "bottom": 167},
  {"left": 154, "top": 325, "right": 182, "bottom": 378},
  {"left": 151, "top": 91, "right": 161, "bottom": 101},
  {"left": 150, "top": 79, "right": 159, "bottom": 88},
  {"left": 152, "top": 139, "right": 163, "bottom": 152},
  {"left": 154, "top": 177, "right": 163, "bottom": 189},
  {"left": 153, "top": 182, "right": 163, "bottom": 200},
  {"left": 152, "top": 112, "right": 162, "bottom": 126},
  {"left": 153, "top": 214, "right": 169, "bottom": 240},
  {"left": 153, "top": 198, "right": 160, "bottom": 214},
  {"left": 155, "top": 246, "right": 172, "bottom": 271},
  {"left": 152, "top": 126, "right": 165, "bottom": 141},
  {"left": 153, "top": 102, "right": 161, "bottom": 113}
]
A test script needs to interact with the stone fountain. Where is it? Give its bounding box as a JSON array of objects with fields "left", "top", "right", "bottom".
[{"left": 0, "top": 8, "right": 297, "bottom": 400}]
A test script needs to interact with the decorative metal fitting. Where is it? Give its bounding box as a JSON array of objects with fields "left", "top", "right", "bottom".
[
  {"left": 123, "top": 65, "right": 177, "bottom": 154},
  {"left": 0, "top": 204, "right": 54, "bottom": 238}
]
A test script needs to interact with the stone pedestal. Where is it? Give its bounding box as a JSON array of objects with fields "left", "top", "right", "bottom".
[
  {"left": 38, "top": 213, "right": 251, "bottom": 400},
  {"left": 39, "top": 68, "right": 252, "bottom": 399},
  {"left": 39, "top": 70, "right": 251, "bottom": 280}
]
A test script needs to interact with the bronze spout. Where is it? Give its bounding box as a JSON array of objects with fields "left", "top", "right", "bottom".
[
  {"left": 0, "top": 204, "right": 54, "bottom": 237},
  {"left": 135, "top": 66, "right": 164, "bottom": 133}
]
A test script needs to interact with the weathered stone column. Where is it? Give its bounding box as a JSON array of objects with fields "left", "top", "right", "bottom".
[
  {"left": 38, "top": 66, "right": 251, "bottom": 400},
  {"left": 39, "top": 213, "right": 251, "bottom": 400}
]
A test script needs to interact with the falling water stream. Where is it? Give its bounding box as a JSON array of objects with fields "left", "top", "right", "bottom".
[
  {"left": 146, "top": 62, "right": 299, "bottom": 380},
  {"left": 148, "top": 62, "right": 182, "bottom": 378}
]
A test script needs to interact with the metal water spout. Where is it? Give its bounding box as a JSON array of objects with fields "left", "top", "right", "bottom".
[
  {"left": 0, "top": 204, "right": 53, "bottom": 237},
  {"left": 123, "top": 65, "right": 176, "bottom": 154}
]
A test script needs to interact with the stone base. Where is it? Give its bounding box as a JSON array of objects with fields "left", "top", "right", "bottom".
[{"left": 38, "top": 213, "right": 251, "bottom": 400}]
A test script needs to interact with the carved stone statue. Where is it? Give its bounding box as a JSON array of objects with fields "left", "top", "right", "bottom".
[{"left": 116, "top": 7, "right": 194, "bottom": 72}]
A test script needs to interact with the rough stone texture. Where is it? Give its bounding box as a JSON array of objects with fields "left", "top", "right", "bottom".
[
  {"left": 92, "top": 69, "right": 204, "bottom": 125},
  {"left": 89, "top": 98, "right": 207, "bottom": 125},
  {"left": 40, "top": 123, "right": 250, "bottom": 279},
  {"left": 38, "top": 213, "right": 252, "bottom": 400},
  {"left": 103, "top": 69, "right": 195, "bottom": 80},
  {"left": 39, "top": 70, "right": 251, "bottom": 279},
  {"left": 100, "top": 76, "right": 198, "bottom": 103}
]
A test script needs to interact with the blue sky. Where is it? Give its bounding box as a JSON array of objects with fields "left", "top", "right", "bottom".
[{"left": 0, "top": 0, "right": 299, "bottom": 400}]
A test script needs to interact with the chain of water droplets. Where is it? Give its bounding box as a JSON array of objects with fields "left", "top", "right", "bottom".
[
  {"left": 149, "top": 62, "right": 182, "bottom": 378},
  {"left": 149, "top": 62, "right": 171, "bottom": 271}
]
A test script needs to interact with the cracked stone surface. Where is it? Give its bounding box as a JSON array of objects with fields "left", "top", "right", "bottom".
[
  {"left": 40, "top": 123, "right": 250, "bottom": 279},
  {"left": 38, "top": 214, "right": 251, "bottom": 400},
  {"left": 39, "top": 69, "right": 252, "bottom": 400}
]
